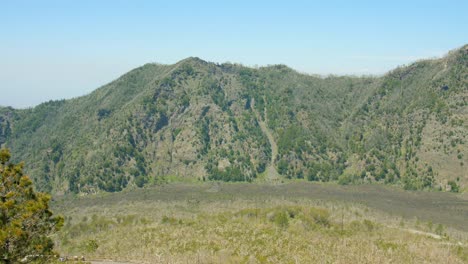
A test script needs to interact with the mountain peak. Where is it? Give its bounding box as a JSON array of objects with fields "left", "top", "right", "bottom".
[
  {"left": 177, "top": 57, "right": 209, "bottom": 66},
  {"left": 1, "top": 47, "right": 466, "bottom": 194}
]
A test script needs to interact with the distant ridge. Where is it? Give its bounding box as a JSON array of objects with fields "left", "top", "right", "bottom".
[{"left": 0, "top": 45, "right": 466, "bottom": 194}]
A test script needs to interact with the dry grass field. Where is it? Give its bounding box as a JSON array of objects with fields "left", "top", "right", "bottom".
[{"left": 51, "top": 182, "right": 468, "bottom": 263}]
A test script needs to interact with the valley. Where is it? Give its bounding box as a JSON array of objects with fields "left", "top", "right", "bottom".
[
  {"left": 2, "top": 3, "right": 466, "bottom": 263},
  {"left": 52, "top": 182, "right": 468, "bottom": 263}
]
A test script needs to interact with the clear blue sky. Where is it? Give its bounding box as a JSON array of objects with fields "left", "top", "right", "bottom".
[{"left": 1, "top": 0, "right": 467, "bottom": 108}]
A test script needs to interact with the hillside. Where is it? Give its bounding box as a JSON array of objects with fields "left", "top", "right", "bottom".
[{"left": 0, "top": 45, "right": 466, "bottom": 194}]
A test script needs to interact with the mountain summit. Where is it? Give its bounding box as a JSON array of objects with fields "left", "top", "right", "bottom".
[{"left": 1, "top": 46, "right": 466, "bottom": 194}]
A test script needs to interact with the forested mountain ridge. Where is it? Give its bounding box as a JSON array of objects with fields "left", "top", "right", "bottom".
[{"left": 0, "top": 45, "right": 466, "bottom": 194}]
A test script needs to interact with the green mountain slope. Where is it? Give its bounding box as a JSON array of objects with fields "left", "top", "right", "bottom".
[{"left": 1, "top": 45, "right": 466, "bottom": 194}]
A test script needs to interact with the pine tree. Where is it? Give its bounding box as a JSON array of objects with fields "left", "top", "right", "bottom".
[{"left": 0, "top": 148, "right": 63, "bottom": 263}]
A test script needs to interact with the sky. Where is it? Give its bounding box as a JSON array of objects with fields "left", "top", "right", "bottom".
[{"left": 1, "top": 0, "right": 467, "bottom": 108}]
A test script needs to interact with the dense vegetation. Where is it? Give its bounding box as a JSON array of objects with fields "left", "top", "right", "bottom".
[
  {"left": 0, "top": 149, "right": 63, "bottom": 263},
  {"left": 0, "top": 45, "right": 466, "bottom": 194}
]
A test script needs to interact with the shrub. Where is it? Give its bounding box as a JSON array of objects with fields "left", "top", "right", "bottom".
[
  {"left": 448, "top": 181, "right": 459, "bottom": 193},
  {"left": 81, "top": 239, "right": 99, "bottom": 253},
  {"left": 273, "top": 211, "right": 289, "bottom": 228}
]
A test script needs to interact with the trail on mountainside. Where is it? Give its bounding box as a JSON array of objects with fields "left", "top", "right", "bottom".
[{"left": 251, "top": 98, "right": 280, "bottom": 182}]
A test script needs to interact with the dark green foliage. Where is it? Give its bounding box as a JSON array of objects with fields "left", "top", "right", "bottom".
[
  {"left": 134, "top": 175, "right": 147, "bottom": 188},
  {"left": 160, "top": 77, "right": 176, "bottom": 88},
  {"left": 277, "top": 125, "right": 307, "bottom": 155},
  {"left": 277, "top": 159, "right": 289, "bottom": 175},
  {"left": 257, "top": 162, "right": 266, "bottom": 173},
  {"left": 448, "top": 181, "right": 459, "bottom": 193},
  {"left": 198, "top": 117, "right": 211, "bottom": 155},
  {"left": 97, "top": 108, "right": 111, "bottom": 120},
  {"left": 154, "top": 111, "right": 168, "bottom": 132},
  {"left": 0, "top": 148, "right": 63, "bottom": 263},
  {"left": 0, "top": 113, "right": 13, "bottom": 146},
  {"left": 208, "top": 166, "right": 248, "bottom": 182},
  {"left": 307, "top": 170, "right": 318, "bottom": 181},
  {"left": 202, "top": 77, "right": 229, "bottom": 111}
]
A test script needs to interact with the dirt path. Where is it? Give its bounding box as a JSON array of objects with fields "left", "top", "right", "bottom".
[
  {"left": 402, "top": 228, "right": 442, "bottom": 239},
  {"left": 251, "top": 98, "right": 280, "bottom": 182},
  {"left": 400, "top": 228, "right": 465, "bottom": 246}
]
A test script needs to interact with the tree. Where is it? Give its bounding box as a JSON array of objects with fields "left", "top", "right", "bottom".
[
  {"left": 277, "top": 159, "right": 289, "bottom": 175},
  {"left": 0, "top": 148, "right": 63, "bottom": 263},
  {"left": 447, "top": 180, "right": 459, "bottom": 193}
]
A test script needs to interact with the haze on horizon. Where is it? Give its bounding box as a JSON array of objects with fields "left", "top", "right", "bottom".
[{"left": 1, "top": 0, "right": 467, "bottom": 108}]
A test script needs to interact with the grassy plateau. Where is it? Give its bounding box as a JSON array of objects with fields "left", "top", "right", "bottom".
[{"left": 51, "top": 182, "right": 468, "bottom": 263}]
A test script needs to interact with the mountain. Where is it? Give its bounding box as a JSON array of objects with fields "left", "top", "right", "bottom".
[{"left": 1, "top": 45, "right": 466, "bottom": 194}]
